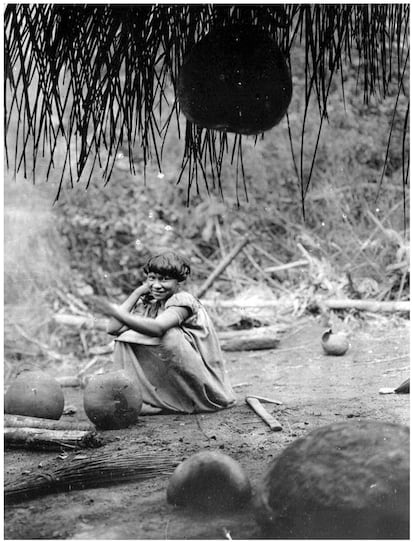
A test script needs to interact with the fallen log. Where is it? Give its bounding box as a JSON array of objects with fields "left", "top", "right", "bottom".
[
  {"left": 221, "top": 335, "right": 279, "bottom": 351},
  {"left": 323, "top": 299, "right": 410, "bottom": 313},
  {"left": 5, "top": 449, "right": 180, "bottom": 503},
  {"left": 201, "top": 299, "right": 411, "bottom": 313},
  {"left": 4, "top": 427, "right": 105, "bottom": 451},
  {"left": 4, "top": 414, "right": 93, "bottom": 432}
]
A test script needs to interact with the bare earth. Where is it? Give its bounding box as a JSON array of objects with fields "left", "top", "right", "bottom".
[{"left": 4, "top": 318, "right": 410, "bottom": 540}]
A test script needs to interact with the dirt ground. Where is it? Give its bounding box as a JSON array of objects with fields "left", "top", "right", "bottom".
[{"left": 4, "top": 317, "right": 410, "bottom": 540}]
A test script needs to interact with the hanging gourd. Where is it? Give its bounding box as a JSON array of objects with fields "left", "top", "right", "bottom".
[{"left": 177, "top": 25, "right": 292, "bottom": 135}]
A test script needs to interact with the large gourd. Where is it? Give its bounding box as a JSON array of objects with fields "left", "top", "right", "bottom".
[
  {"left": 178, "top": 25, "right": 292, "bottom": 135},
  {"left": 167, "top": 450, "right": 251, "bottom": 512},
  {"left": 255, "top": 421, "right": 409, "bottom": 539},
  {"left": 4, "top": 370, "right": 64, "bottom": 420},
  {"left": 83, "top": 371, "right": 143, "bottom": 430}
]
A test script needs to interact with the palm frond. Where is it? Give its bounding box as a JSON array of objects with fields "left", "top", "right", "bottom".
[{"left": 4, "top": 4, "right": 410, "bottom": 204}]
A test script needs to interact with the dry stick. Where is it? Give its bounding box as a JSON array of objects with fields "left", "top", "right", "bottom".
[
  {"left": 77, "top": 356, "right": 102, "bottom": 378},
  {"left": 264, "top": 259, "right": 309, "bottom": 273},
  {"left": 4, "top": 414, "right": 93, "bottom": 432},
  {"left": 254, "top": 244, "right": 284, "bottom": 266},
  {"left": 243, "top": 247, "right": 290, "bottom": 294},
  {"left": 215, "top": 217, "right": 238, "bottom": 297},
  {"left": 196, "top": 236, "right": 250, "bottom": 299},
  {"left": 5, "top": 449, "right": 180, "bottom": 503},
  {"left": 397, "top": 270, "right": 408, "bottom": 301}
]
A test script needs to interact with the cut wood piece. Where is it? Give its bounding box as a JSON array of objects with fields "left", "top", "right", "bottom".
[
  {"left": 5, "top": 449, "right": 180, "bottom": 503},
  {"left": 4, "top": 414, "right": 93, "bottom": 432},
  {"left": 218, "top": 326, "right": 283, "bottom": 351},
  {"left": 245, "top": 397, "right": 282, "bottom": 432},
  {"left": 56, "top": 376, "right": 82, "bottom": 387},
  {"left": 220, "top": 335, "right": 279, "bottom": 351},
  {"left": 4, "top": 427, "right": 104, "bottom": 451}
]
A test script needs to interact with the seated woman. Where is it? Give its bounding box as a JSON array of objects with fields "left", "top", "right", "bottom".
[{"left": 92, "top": 251, "right": 236, "bottom": 414}]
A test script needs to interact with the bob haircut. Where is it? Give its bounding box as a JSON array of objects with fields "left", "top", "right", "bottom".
[{"left": 143, "top": 252, "right": 191, "bottom": 282}]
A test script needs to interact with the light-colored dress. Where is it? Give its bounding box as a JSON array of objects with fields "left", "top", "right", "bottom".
[{"left": 113, "top": 291, "right": 236, "bottom": 413}]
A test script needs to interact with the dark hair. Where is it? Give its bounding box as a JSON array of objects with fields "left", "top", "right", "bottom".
[{"left": 143, "top": 252, "right": 191, "bottom": 282}]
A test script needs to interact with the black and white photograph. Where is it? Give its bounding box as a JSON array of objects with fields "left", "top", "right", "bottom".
[{"left": 3, "top": 4, "right": 410, "bottom": 539}]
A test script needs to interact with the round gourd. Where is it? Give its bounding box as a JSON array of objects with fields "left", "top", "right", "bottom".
[
  {"left": 83, "top": 371, "right": 143, "bottom": 430},
  {"left": 4, "top": 370, "right": 64, "bottom": 420},
  {"left": 167, "top": 451, "right": 251, "bottom": 511},
  {"left": 321, "top": 328, "right": 349, "bottom": 356},
  {"left": 255, "top": 421, "right": 409, "bottom": 539},
  {"left": 178, "top": 25, "right": 292, "bottom": 135}
]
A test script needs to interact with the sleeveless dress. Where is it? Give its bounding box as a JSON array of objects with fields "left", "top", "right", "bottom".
[{"left": 113, "top": 291, "right": 236, "bottom": 413}]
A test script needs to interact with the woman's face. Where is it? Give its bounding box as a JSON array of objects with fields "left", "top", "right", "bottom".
[{"left": 146, "top": 272, "right": 179, "bottom": 301}]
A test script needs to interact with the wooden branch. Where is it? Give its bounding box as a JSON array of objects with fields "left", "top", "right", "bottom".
[
  {"left": 5, "top": 449, "right": 180, "bottom": 503},
  {"left": 53, "top": 314, "right": 107, "bottom": 330},
  {"left": 4, "top": 414, "right": 93, "bottom": 432},
  {"left": 323, "top": 299, "right": 410, "bottom": 313},
  {"left": 196, "top": 236, "right": 250, "bottom": 298},
  {"left": 4, "top": 427, "right": 104, "bottom": 451}
]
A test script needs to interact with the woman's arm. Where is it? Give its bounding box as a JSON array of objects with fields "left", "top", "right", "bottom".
[
  {"left": 109, "top": 305, "right": 190, "bottom": 337},
  {"left": 107, "top": 283, "right": 150, "bottom": 335}
]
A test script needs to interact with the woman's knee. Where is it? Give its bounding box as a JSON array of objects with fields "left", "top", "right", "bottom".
[{"left": 161, "top": 327, "right": 181, "bottom": 350}]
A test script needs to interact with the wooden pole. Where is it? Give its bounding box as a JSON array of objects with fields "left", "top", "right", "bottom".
[{"left": 4, "top": 427, "right": 104, "bottom": 450}]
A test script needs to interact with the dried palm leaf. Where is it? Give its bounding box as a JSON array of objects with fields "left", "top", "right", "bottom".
[{"left": 5, "top": 449, "right": 180, "bottom": 503}]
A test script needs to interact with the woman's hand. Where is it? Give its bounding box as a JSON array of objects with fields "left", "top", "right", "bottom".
[{"left": 138, "top": 281, "right": 151, "bottom": 295}]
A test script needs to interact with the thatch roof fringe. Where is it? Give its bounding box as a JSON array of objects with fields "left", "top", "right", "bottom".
[{"left": 4, "top": 4, "right": 410, "bottom": 202}]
